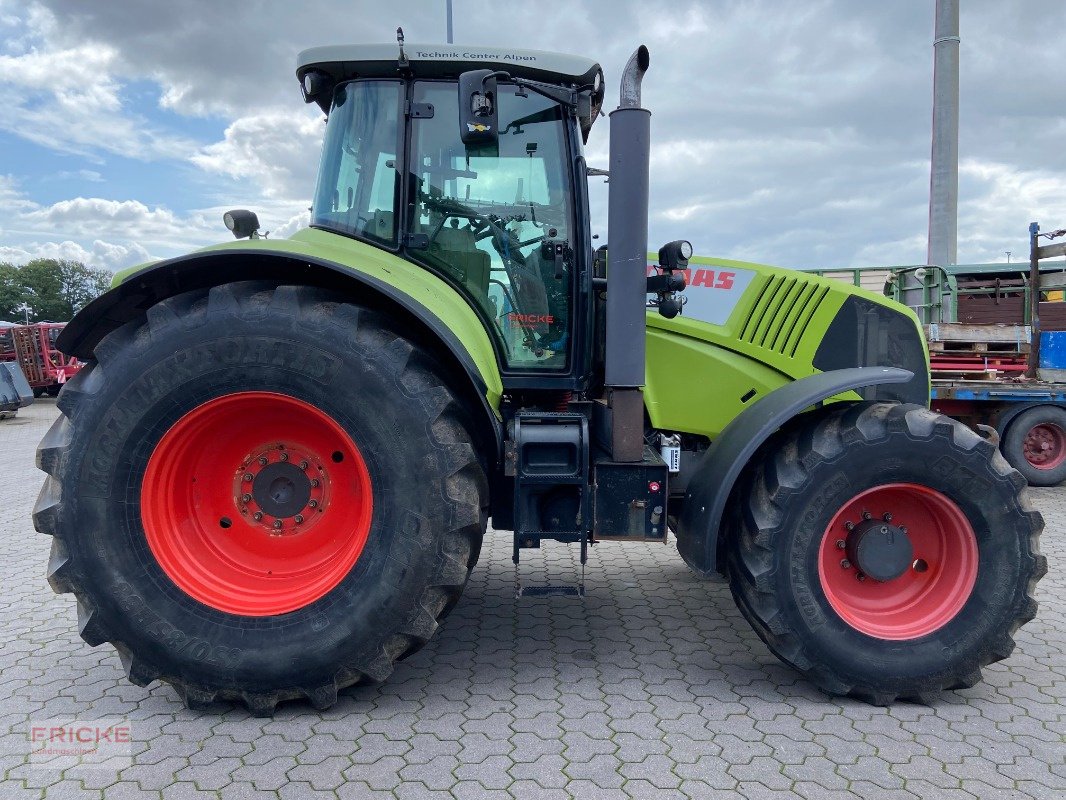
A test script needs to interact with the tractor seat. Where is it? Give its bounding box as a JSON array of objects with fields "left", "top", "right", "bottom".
[{"left": 427, "top": 225, "right": 490, "bottom": 299}]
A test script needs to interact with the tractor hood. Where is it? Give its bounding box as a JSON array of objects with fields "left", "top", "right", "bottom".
[{"left": 642, "top": 254, "right": 930, "bottom": 439}]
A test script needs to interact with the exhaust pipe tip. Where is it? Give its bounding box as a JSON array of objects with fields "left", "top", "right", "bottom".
[{"left": 619, "top": 45, "right": 650, "bottom": 108}]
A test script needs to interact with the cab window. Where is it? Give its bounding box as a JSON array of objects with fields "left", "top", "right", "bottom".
[{"left": 407, "top": 81, "right": 573, "bottom": 371}]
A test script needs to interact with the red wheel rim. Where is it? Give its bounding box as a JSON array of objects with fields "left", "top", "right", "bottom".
[
  {"left": 1022, "top": 422, "right": 1066, "bottom": 470},
  {"left": 142, "top": 392, "right": 373, "bottom": 616},
  {"left": 817, "top": 484, "right": 978, "bottom": 640}
]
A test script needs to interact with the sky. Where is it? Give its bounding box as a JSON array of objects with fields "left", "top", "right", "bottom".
[{"left": 0, "top": 0, "right": 1063, "bottom": 274}]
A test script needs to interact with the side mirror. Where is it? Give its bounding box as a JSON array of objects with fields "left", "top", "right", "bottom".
[
  {"left": 223, "top": 209, "right": 261, "bottom": 240},
  {"left": 458, "top": 69, "right": 500, "bottom": 147}
]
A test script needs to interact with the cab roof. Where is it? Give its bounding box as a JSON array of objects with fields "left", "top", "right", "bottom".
[{"left": 296, "top": 43, "right": 602, "bottom": 91}]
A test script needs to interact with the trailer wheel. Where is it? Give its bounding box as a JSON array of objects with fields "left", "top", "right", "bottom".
[
  {"left": 726, "top": 402, "right": 1045, "bottom": 704},
  {"left": 1002, "top": 405, "right": 1066, "bottom": 486},
  {"left": 35, "top": 283, "right": 488, "bottom": 715}
]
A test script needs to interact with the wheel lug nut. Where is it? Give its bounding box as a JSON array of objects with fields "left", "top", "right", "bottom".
[
  {"left": 300, "top": 460, "right": 309, "bottom": 470},
  {"left": 836, "top": 539, "right": 846, "bottom": 549},
  {"left": 273, "top": 520, "right": 282, "bottom": 530},
  {"left": 279, "top": 452, "right": 289, "bottom": 462},
  {"left": 900, "top": 526, "right": 908, "bottom": 535},
  {"left": 242, "top": 493, "right": 251, "bottom": 503},
  {"left": 294, "top": 514, "right": 304, "bottom": 524},
  {"left": 844, "top": 521, "right": 854, "bottom": 531},
  {"left": 882, "top": 513, "right": 892, "bottom": 522},
  {"left": 243, "top": 473, "right": 253, "bottom": 482},
  {"left": 862, "top": 511, "right": 871, "bottom": 520},
  {"left": 258, "top": 457, "right": 268, "bottom": 466},
  {"left": 840, "top": 559, "right": 851, "bottom": 569},
  {"left": 310, "top": 479, "right": 320, "bottom": 488},
  {"left": 308, "top": 500, "right": 319, "bottom": 509},
  {"left": 253, "top": 512, "right": 263, "bottom": 521},
  {"left": 856, "top": 572, "right": 866, "bottom": 582}
]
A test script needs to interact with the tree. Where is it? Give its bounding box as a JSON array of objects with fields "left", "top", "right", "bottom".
[
  {"left": 0, "top": 259, "right": 112, "bottom": 323},
  {"left": 15, "top": 259, "right": 112, "bottom": 322},
  {"left": 0, "top": 263, "right": 23, "bottom": 322}
]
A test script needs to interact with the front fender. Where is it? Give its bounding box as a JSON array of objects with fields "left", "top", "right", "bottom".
[{"left": 675, "top": 366, "right": 913, "bottom": 577}]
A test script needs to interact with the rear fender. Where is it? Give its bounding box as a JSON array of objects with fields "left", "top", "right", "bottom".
[
  {"left": 675, "top": 366, "right": 913, "bottom": 576},
  {"left": 59, "top": 249, "right": 504, "bottom": 467}
]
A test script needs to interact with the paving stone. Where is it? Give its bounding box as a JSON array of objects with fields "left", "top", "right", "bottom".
[{"left": 0, "top": 401, "right": 1063, "bottom": 800}]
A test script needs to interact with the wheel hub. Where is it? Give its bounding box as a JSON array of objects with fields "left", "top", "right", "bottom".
[
  {"left": 235, "top": 442, "right": 330, "bottom": 534},
  {"left": 1023, "top": 423, "right": 1066, "bottom": 468},
  {"left": 845, "top": 519, "right": 913, "bottom": 582},
  {"left": 252, "top": 463, "right": 311, "bottom": 518}
]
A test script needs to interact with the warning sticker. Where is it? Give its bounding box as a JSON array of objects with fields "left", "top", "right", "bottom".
[{"left": 647, "top": 264, "right": 756, "bottom": 326}]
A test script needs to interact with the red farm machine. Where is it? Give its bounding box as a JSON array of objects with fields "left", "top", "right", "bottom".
[{"left": 0, "top": 323, "right": 82, "bottom": 397}]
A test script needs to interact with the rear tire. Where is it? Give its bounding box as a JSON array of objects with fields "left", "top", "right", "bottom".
[
  {"left": 35, "top": 283, "right": 488, "bottom": 715},
  {"left": 1001, "top": 405, "right": 1066, "bottom": 486},
  {"left": 726, "top": 402, "right": 1045, "bottom": 703}
]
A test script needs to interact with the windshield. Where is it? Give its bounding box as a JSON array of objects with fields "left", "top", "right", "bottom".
[
  {"left": 408, "top": 81, "right": 574, "bottom": 371},
  {"left": 311, "top": 80, "right": 402, "bottom": 245}
]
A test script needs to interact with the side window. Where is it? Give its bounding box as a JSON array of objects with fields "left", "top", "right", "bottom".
[
  {"left": 407, "top": 81, "right": 574, "bottom": 371},
  {"left": 311, "top": 81, "right": 401, "bottom": 245}
]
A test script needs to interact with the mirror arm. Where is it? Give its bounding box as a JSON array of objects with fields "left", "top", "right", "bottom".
[{"left": 503, "top": 74, "right": 581, "bottom": 109}]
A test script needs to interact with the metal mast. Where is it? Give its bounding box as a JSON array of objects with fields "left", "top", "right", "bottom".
[{"left": 927, "top": 0, "right": 960, "bottom": 267}]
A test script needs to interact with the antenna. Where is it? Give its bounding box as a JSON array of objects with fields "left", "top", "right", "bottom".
[
  {"left": 396, "top": 27, "right": 409, "bottom": 70},
  {"left": 446, "top": 0, "right": 454, "bottom": 43}
]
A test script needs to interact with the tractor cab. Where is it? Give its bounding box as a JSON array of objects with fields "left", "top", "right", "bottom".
[{"left": 298, "top": 39, "right": 605, "bottom": 380}]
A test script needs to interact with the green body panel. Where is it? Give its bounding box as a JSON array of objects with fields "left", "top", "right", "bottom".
[
  {"left": 644, "top": 254, "right": 926, "bottom": 439},
  {"left": 113, "top": 228, "right": 505, "bottom": 410},
  {"left": 113, "top": 239, "right": 923, "bottom": 440}
]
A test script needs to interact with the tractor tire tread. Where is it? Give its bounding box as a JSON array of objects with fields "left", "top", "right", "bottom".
[
  {"left": 727, "top": 401, "right": 1045, "bottom": 704},
  {"left": 36, "top": 283, "right": 488, "bottom": 715}
]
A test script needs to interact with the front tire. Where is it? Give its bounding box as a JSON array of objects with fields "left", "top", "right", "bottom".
[
  {"left": 726, "top": 402, "right": 1045, "bottom": 703},
  {"left": 35, "top": 283, "right": 488, "bottom": 715}
]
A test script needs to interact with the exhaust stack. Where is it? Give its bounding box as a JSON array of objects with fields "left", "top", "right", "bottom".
[{"left": 604, "top": 45, "right": 650, "bottom": 462}]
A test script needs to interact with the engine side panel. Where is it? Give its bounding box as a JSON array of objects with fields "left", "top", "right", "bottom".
[{"left": 645, "top": 255, "right": 928, "bottom": 438}]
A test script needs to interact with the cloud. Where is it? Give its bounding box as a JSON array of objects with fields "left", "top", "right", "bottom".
[
  {"left": 0, "top": 239, "right": 152, "bottom": 271},
  {"left": 191, "top": 110, "right": 323, "bottom": 201},
  {"left": 0, "top": 178, "right": 217, "bottom": 269},
  {"left": 0, "top": 3, "right": 195, "bottom": 160},
  {"left": 0, "top": 0, "right": 1063, "bottom": 272},
  {"left": 0, "top": 174, "right": 37, "bottom": 214},
  {"left": 53, "top": 169, "right": 104, "bottom": 183},
  {"left": 23, "top": 197, "right": 179, "bottom": 231},
  {"left": 958, "top": 159, "right": 1066, "bottom": 264}
]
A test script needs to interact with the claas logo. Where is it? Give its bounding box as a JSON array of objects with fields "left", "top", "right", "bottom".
[
  {"left": 467, "top": 123, "right": 492, "bottom": 133},
  {"left": 646, "top": 265, "right": 735, "bottom": 290}
]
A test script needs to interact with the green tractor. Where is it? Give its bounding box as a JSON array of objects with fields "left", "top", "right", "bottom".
[{"left": 36, "top": 37, "right": 1045, "bottom": 715}]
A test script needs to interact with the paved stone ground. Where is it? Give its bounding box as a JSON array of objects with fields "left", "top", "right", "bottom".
[{"left": 0, "top": 399, "right": 1063, "bottom": 799}]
